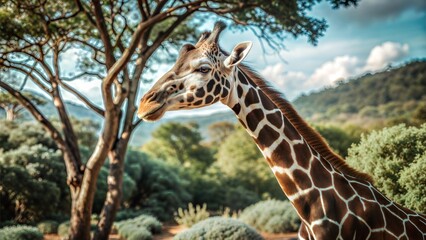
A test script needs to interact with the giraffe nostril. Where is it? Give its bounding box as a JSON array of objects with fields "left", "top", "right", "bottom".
[{"left": 147, "top": 92, "right": 157, "bottom": 102}]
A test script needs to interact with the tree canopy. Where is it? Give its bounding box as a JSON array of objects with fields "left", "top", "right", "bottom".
[
  {"left": 142, "top": 122, "right": 214, "bottom": 171},
  {"left": 347, "top": 124, "right": 426, "bottom": 213}
]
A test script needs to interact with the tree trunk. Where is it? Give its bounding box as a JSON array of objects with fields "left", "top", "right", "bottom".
[
  {"left": 69, "top": 190, "right": 92, "bottom": 240},
  {"left": 69, "top": 165, "right": 104, "bottom": 240},
  {"left": 93, "top": 140, "right": 128, "bottom": 240},
  {"left": 5, "top": 108, "right": 15, "bottom": 121}
]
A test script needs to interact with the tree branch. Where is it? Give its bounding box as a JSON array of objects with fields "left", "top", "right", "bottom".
[
  {"left": 92, "top": 0, "right": 116, "bottom": 69},
  {"left": 0, "top": 80, "right": 83, "bottom": 187},
  {"left": 52, "top": 46, "right": 83, "bottom": 169},
  {"left": 3, "top": 63, "right": 52, "bottom": 94},
  {"left": 62, "top": 71, "right": 104, "bottom": 81},
  {"left": 101, "top": 13, "right": 168, "bottom": 108},
  {"left": 74, "top": 0, "right": 97, "bottom": 27},
  {"left": 137, "top": 0, "right": 149, "bottom": 20},
  {"left": 58, "top": 80, "right": 105, "bottom": 117}
]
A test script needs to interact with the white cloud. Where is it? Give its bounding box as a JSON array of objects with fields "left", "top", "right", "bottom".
[
  {"left": 260, "top": 42, "right": 410, "bottom": 100},
  {"left": 364, "top": 42, "right": 409, "bottom": 71},
  {"left": 306, "top": 55, "right": 361, "bottom": 88},
  {"left": 260, "top": 63, "right": 308, "bottom": 100}
]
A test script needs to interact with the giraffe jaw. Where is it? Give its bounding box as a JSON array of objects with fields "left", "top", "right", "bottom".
[{"left": 137, "top": 102, "right": 166, "bottom": 121}]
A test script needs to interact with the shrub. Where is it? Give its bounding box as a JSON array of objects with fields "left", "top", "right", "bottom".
[
  {"left": 239, "top": 200, "right": 300, "bottom": 233},
  {"left": 0, "top": 225, "right": 43, "bottom": 240},
  {"left": 0, "top": 220, "right": 16, "bottom": 228},
  {"left": 174, "top": 217, "right": 264, "bottom": 240},
  {"left": 37, "top": 220, "right": 58, "bottom": 234},
  {"left": 347, "top": 124, "right": 426, "bottom": 212},
  {"left": 174, "top": 203, "right": 210, "bottom": 227},
  {"left": 116, "top": 214, "right": 162, "bottom": 239},
  {"left": 57, "top": 221, "right": 70, "bottom": 238},
  {"left": 115, "top": 209, "right": 145, "bottom": 221},
  {"left": 124, "top": 150, "right": 191, "bottom": 221},
  {"left": 127, "top": 227, "right": 153, "bottom": 240},
  {"left": 117, "top": 224, "right": 139, "bottom": 239}
]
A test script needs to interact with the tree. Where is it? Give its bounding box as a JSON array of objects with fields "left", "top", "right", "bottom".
[
  {"left": 313, "top": 124, "right": 361, "bottom": 157},
  {"left": 0, "top": 0, "right": 359, "bottom": 238},
  {"left": 207, "top": 121, "right": 236, "bottom": 146},
  {"left": 143, "top": 122, "right": 214, "bottom": 171},
  {"left": 0, "top": 91, "right": 45, "bottom": 120},
  {"left": 213, "top": 126, "right": 283, "bottom": 200},
  {"left": 0, "top": 119, "right": 99, "bottom": 224},
  {"left": 124, "top": 150, "right": 191, "bottom": 220},
  {"left": 346, "top": 124, "right": 426, "bottom": 212}
]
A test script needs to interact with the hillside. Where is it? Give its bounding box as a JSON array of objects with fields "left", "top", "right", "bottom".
[
  {"left": 293, "top": 60, "right": 426, "bottom": 123},
  {"left": 131, "top": 109, "right": 236, "bottom": 145},
  {"left": 3, "top": 60, "right": 424, "bottom": 146}
]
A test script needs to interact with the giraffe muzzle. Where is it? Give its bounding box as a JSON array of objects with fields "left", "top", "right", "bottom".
[{"left": 137, "top": 91, "right": 168, "bottom": 121}]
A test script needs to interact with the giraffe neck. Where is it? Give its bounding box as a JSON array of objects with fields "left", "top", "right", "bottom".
[
  {"left": 222, "top": 67, "right": 331, "bottom": 217},
  {"left": 221, "top": 66, "right": 426, "bottom": 239},
  {"left": 222, "top": 67, "right": 426, "bottom": 239}
]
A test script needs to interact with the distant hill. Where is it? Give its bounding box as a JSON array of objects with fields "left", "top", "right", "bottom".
[
  {"left": 4, "top": 60, "right": 424, "bottom": 146},
  {"left": 293, "top": 60, "right": 426, "bottom": 123},
  {"left": 131, "top": 109, "right": 236, "bottom": 145}
]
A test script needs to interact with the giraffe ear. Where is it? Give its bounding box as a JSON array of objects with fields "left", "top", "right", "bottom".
[{"left": 224, "top": 41, "right": 252, "bottom": 68}]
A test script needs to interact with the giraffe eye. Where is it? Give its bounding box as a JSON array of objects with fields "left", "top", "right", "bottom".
[{"left": 197, "top": 66, "right": 211, "bottom": 74}]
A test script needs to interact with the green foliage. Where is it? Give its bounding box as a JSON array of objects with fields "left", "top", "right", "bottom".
[
  {"left": 0, "top": 119, "right": 100, "bottom": 224},
  {"left": 37, "top": 220, "right": 58, "bottom": 234},
  {"left": 0, "top": 162, "right": 61, "bottom": 223},
  {"left": 0, "top": 120, "right": 56, "bottom": 151},
  {"left": 294, "top": 60, "right": 426, "bottom": 123},
  {"left": 142, "top": 122, "right": 214, "bottom": 171},
  {"left": 213, "top": 126, "right": 283, "bottom": 199},
  {"left": 347, "top": 124, "right": 426, "bottom": 212},
  {"left": 239, "top": 200, "right": 300, "bottom": 233},
  {"left": 207, "top": 121, "right": 236, "bottom": 146},
  {"left": 127, "top": 227, "right": 153, "bottom": 240},
  {"left": 174, "top": 203, "right": 210, "bottom": 227},
  {"left": 174, "top": 217, "right": 264, "bottom": 240},
  {"left": 0, "top": 225, "right": 43, "bottom": 240},
  {"left": 57, "top": 221, "right": 70, "bottom": 238},
  {"left": 124, "top": 150, "right": 191, "bottom": 221},
  {"left": 314, "top": 124, "right": 361, "bottom": 157},
  {"left": 115, "top": 214, "right": 162, "bottom": 240},
  {"left": 115, "top": 209, "right": 146, "bottom": 222}
]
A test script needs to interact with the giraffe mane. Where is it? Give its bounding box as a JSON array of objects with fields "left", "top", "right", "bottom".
[{"left": 238, "top": 65, "right": 374, "bottom": 183}]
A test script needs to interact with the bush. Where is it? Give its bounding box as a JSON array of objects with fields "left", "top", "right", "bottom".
[
  {"left": 174, "top": 203, "right": 210, "bottom": 227},
  {"left": 37, "top": 220, "right": 58, "bottom": 234},
  {"left": 115, "top": 209, "right": 146, "bottom": 222},
  {"left": 124, "top": 150, "right": 191, "bottom": 221},
  {"left": 0, "top": 225, "right": 43, "bottom": 240},
  {"left": 116, "top": 214, "right": 162, "bottom": 239},
  {"left": 127, "top": 227, "right": 153, "bottom": 240},
  {"left": 174, "top": 217, "right": 264, "bottom": 240},
  {"left": 117, "top": 224, "right": 139, "bottom": 239},
  {"left": 239, "top": 200, "right": 300, "bottom": 233},
  {"left": 347, "top": 124, "right": 426, "bottom": 212},
  {"left": 57, "top": 221, "right": 70, "bottom": 238}
]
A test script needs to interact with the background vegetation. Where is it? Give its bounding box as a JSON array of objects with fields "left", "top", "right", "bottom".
[{"left": 1, "top": 60, "right": 425, "bottom": 239}]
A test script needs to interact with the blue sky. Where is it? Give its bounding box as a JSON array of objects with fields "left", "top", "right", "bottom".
[{"left": 55, "top": 0, "right": 425, "bottom": 118}]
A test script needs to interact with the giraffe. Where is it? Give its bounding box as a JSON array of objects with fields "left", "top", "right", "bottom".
[{"left": 137, "top": 22, "right": 426, "bottom": 239}]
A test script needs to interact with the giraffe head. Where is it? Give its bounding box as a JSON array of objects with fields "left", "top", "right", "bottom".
[{"left": 137, "top": 22, "right": 252, "bottom": 121}]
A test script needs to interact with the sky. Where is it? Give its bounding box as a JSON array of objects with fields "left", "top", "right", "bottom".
[{"left": 38, "top": 0, "right": 426, "bottom": 118}]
